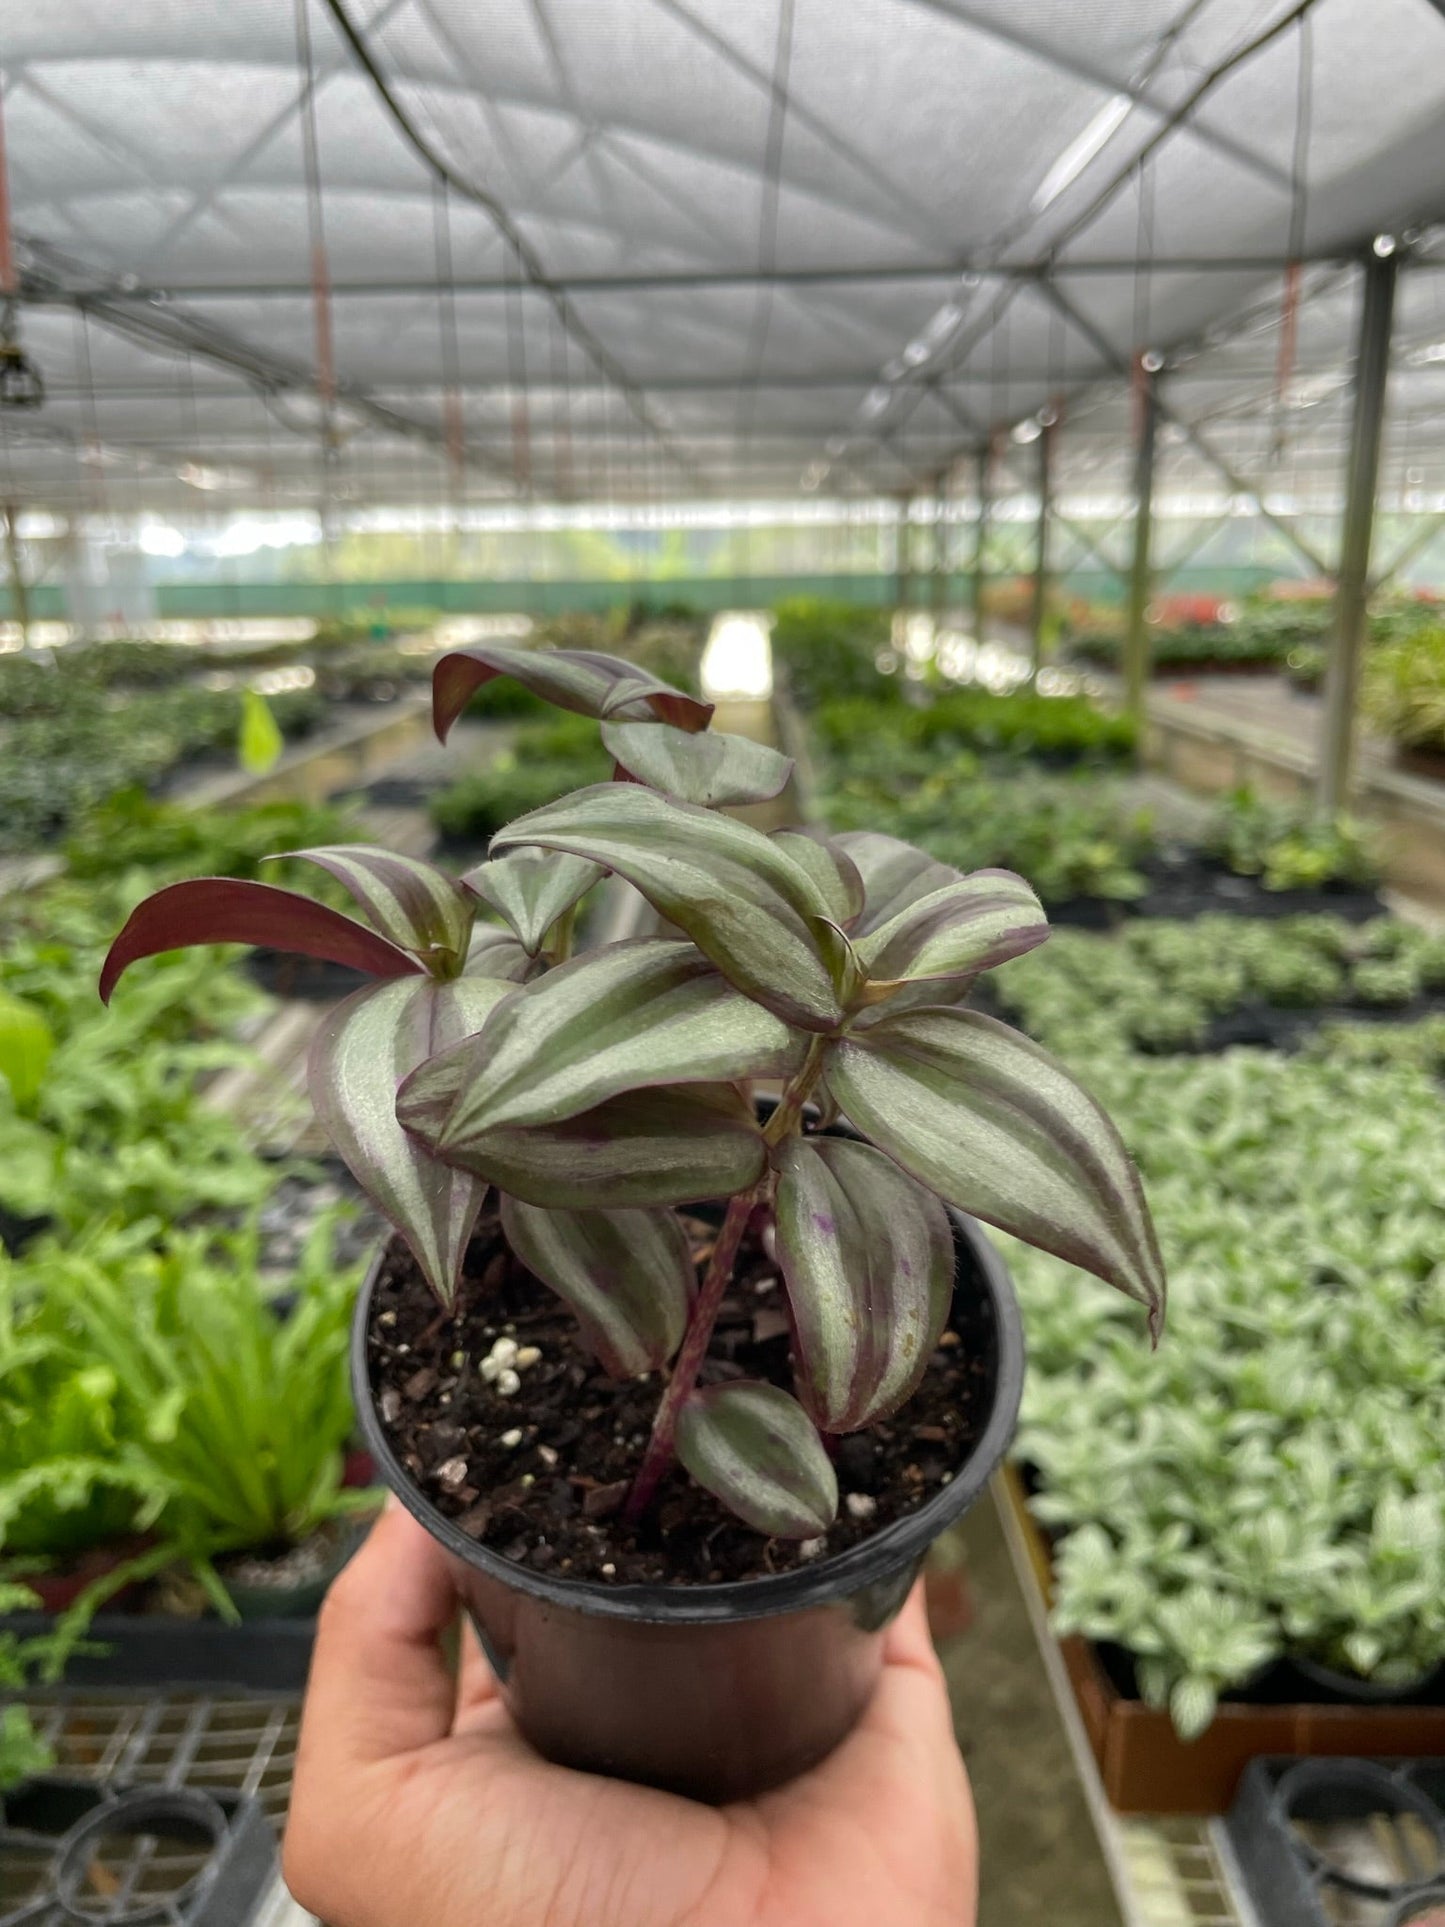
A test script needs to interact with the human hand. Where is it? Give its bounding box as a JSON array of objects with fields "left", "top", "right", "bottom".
[{"left": 284, "top": 1504, "right": 977, "bottom": 1927}]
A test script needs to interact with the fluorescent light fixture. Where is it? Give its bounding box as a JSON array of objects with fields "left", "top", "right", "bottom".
[
  {"left": 910, "top": 300, "right": 965, "bottom": 360},
  {"left": 1012, "top": 417, "right": 1043, "bottom": 444},
  {"left": 138, "top": 523, "right": 185, "bottom": 558},
  {"left": 860, "top": 386, "right": 891, "bottom": 420},
  {"left": 701, "top": 611, "right": 774, "bottom": 702},
  {"left": 1030, "top": 94, "right": 1131, "bottom": 214}
]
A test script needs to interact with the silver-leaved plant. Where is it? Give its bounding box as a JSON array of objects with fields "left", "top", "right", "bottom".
[{"left": 102, "top": 642, "right": 1165, "bottom": 1539}]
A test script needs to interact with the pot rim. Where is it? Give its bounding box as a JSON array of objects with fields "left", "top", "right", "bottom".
[{"left": 353, "top": 1205, "right": 1024, "bottom": 1625}]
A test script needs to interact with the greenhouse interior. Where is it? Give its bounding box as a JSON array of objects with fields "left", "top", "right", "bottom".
[{"left": 4, "top": 2, "right": 1445, "bottom": 1923}]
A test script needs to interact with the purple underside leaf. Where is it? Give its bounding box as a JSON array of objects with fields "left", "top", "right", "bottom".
[
  {"left": 826, "top": 1007, "right": 1166, "bottom": 1339},
  {"left": 773, "top": 1136, "right": 954, "bottom": 1433},
  {"left": 309, "top": 974, "right": 512, "bottom": 1306},
  {"left": 491, "top": 784, "right": 843, "bottom": 1030},
  {"left": 399, "top": 1082, "right": 767, "bottom": 1209},
  {"left": 432, "top": 644, "right": 713, "bottom": 742},
  {"left": 854, "top": 868, "right": 1049, "bottom": 994},
  {"left": 675, "top": 1381, "right": 838, "bottom": 1539},
  {"left": 500, "top": 1196, "right": 694, "bottom": 1378},
  {"left": 397, "top": 938, "right": 804, "bottom": 1148},
  {"left": 827, "top": 831, "right": 962, "bottom": 936},
  {"left": 283, "top": 846, "right": 475, "bottom": 974},
  {"left": 99, "top": 878, "right": 421, "bottom": 1004},
  {"left": 600, "top": 720, "right": 794, "bottom": 806},
  {"left": 463, "top": 848, "right": 605, "bottom": 956}
]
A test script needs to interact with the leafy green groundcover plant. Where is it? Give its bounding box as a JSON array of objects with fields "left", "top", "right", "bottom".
[
  {"left": 0, "top": 683, "right": 324, "bottom": 854},
  {"left": 770, "top": 598, "right": 899, "bottom": 711},
  {"left": 994, "top": 913, "right": 1445, "bottom": 1057},
  {"left": 1364, "top": 621, "right": 1445, "bottom": 758},
  {"left": 1013, "top": 1047, "right": 1445, "bottom": 1736},
  {"left": 1205, "top": 787, "right": 1383, "bottom": 894},
  {"left": 102, "top": 642, "right": 1163, "bottom": 1543},
  {"left": 0, "top": 1582, "right": 77, "bottom": 1793},
  {"left": 1, "top": 873, "right": 276, "bottom": 1238},
  {"left": 813, "top": 688, "right": 1137, "bottom": 767},
  {"left": 818, "top": 743, "right": 1156, "bottom": 908},
  {"left": 0, "top": 1211, "right": 368, "bottom": 1619}
]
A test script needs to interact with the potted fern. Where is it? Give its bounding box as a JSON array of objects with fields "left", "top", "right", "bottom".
[{"left": 101, "top": 643, "right": 1165, "bottom": 1801}]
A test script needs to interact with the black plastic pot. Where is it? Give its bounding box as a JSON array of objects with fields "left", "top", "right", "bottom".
[
  {"left": 216, "top": 1518, "right": 364, "bottom": 1622},
  {"left": 1290, "top": 1654, "right": 1444, "bottom": 1706},
  {"left": 0, "top": 1776, "right": 276, "bottom": 1927},
  {"left": 353, "top": 1200, "right": 1024, "bottom": 1803}
]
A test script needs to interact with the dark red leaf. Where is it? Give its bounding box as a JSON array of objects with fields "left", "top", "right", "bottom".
[{"left": 99, "top": 878, "right": 423, "bottom": 1003}]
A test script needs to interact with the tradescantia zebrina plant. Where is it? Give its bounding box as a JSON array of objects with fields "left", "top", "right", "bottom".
[{"left": 101, "top": 641, "right": 1165, "bottom": 1545}]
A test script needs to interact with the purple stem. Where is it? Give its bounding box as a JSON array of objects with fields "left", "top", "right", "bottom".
[{"left": 622, "top": 1180, "right": 760, "bottom": 1527}]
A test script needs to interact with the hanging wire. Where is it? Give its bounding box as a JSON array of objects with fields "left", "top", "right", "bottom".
[
  {"left": 503, "top": 239, "right": 532, "bottom": 499},
  {"left": 432, "top": 177, "right": 466, "bottom": 526},
  {"left": 1130, "top": 156, "right": 1157, "bottom": 450},
  {"left": 1269, "top": 13, "right": 1313, "bottom": 467},
  {"left": 550, "top": 307, "right": 575, "bottom": 502},
  {"left": 293, "top": 0, "right": 340, "bottom": 547},
  {"left": 75, "top": 309, "right": 111, "bottom": 535}
]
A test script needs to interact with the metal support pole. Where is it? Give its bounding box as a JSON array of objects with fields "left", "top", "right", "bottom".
[
  {"left": 1029, "top": 423, "right": 1053, "bottom": 677},
  {"left": 895, "top": 495, "right": 912, "bottom": 611},
  {"left": 1124, "top": 370, "right": 1159, "bottom": 729},
  {"left": 3, "top": 503, "right": 29, "bottom": 646},
  {"left": 1317, "top": 250, "right": 1398, "bottom": 815},
  {"left": 972, "top": 445, "right": 989, "bottom": 646},
  {"left": 930, "top": 481, "right": 947, "bottom": 625}
]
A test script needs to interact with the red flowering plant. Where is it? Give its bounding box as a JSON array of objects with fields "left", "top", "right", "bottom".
[{"left": 102, "top": 644, "right": 1164, "bottom": 1539}]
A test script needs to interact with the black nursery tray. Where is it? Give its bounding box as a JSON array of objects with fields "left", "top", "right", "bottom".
[
  {"left": 0, "top": 1775, "right": 276, "bottom": 1927},
  {"left": 1, "top": 1614, "right": 316, "bottom": 1696},
  {"left": 1225, "top": 1758, "right": 1445, "bottom": 1927}
]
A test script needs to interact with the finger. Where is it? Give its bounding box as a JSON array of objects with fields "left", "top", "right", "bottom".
[
  {"left": 453, "top": 1616, "right": 506, "bottom": 1730},
  {"left": 857, "top": 1581, "right": 958, "bottom": 1753},
  {"left": 882, "top": 1579, "right": 945, "bottom": 1680},
  {"left": 299, "top": 1504, "right": 460, "bottom": 1771}
]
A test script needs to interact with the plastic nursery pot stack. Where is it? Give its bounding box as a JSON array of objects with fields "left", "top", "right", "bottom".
[{"left": 354, "top": 1161, "right": 1025, "bottom": 1804}]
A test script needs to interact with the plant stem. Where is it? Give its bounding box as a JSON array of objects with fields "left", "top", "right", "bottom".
[
  {"left": 624, "top": 1179, "right": 760, "bottom": 1526},
  {"left": 545, "top": 902, "right": 579, "bottom": 965},
  {"left": 622, "top": 1038, "right": 829, "bottom": 1528}
]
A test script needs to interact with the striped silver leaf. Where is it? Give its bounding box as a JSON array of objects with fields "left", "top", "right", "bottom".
[
  {"left": 827, "top": 1007, "right": 1166, "bottom": 1340},
  {"left": 492, "top": 784, "right": 843, "bottom": 1030},
  {"left": 433, "top": 644, "right": 712, "bottom": 740},
  {"left": 601, "top": 720, "right": 793, "bottom": 806},
  {"left": 773, "top": 1136, "right": 954, "bottom": 1432},
  {"left": 464, "top": 922, "right": 536, "bottom": 982},
  {"left": 828, "top": 831, "right": 961, "bottom": 935},
  {"left": 770, "top": 829, "right": 865, "bottom": 929},
  {"left": 676, "top": 1381, "right": 838, "bottom": 1539},
  {"left": 403, "top": 1082, "right": 766, "bottom": 1209},
  {"left": 500, "top": 1196, "right": 694, "bottom": 1378},
  {"left": 463, "top": 849, "right": 604, "bottom": 956},
  {"left": 309, "top": 973, "right": 511, "bottom": 1306},
  {"left": 403, "top": 938, "right": 803, "bottom": 1147},
  {"left": 287, "top": 847, "right": 474, "bottom": 977},
  {"left": 854, "top": 867, "right": 1049, "bottom": 995}
]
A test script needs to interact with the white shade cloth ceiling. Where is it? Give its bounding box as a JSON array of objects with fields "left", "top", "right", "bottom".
[{"left": 2, "top": 0, "right": 1445, "bottom": 511}]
